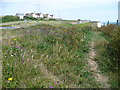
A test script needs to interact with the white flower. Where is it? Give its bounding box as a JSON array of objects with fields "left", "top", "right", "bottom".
[
  {"left": 81, "top": 39, "right": 84, "bottom": 42},
  {"left": 11, "top": 55, "right": 14, "bottom": 56}
]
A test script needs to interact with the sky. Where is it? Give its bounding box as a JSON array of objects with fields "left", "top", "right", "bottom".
[{"left": 0, "top": 0, "right": 119, "bottom": 22}]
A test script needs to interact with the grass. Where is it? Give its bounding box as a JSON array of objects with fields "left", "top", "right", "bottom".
[
  {"left": 2, "top": 22, "right": 102, "bottom": 88},
  {"left": 2, "top": 21, "right": 119, "bottom": 88},
  {"left": 92, "top": 31, "right": 118, "bottom": 88}
]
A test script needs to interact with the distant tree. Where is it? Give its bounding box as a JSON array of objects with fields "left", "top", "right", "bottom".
[
  {"left": 78, "top": 19, "right": 81, "bottom": 21},
  {"left": 2, "top": 15, "right": 19, "bottom": 22}
]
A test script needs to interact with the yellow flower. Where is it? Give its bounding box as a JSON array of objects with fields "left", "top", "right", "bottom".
[
  {"left": 8, "top": 78, "right": 13, "bottom": 81},
  {"left": 13, "top": 39, "right": 17, "bottom": 41}
]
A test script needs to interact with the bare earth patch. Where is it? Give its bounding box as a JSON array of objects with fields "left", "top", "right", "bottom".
[{"left": 87, "top": 41, "right": 110, "bottom": 88}]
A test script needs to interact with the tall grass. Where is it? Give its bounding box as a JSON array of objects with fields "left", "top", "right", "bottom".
[
  {"left": 2, "top": 24, "right": 101, "bottom": 88},
  {"left": 94, "top": 25, "right": 119, "bottom": 88},
  {"left": 99, "top": 25, "right": 120, "bottom": 71}
]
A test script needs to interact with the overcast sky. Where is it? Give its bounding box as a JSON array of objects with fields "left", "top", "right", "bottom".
[{"left": 0, "top": 0, "right": 119, "bottom": 22}]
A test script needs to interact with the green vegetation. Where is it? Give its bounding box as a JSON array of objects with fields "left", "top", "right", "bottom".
[
  {"left": 0, "top": 17, "right": 2, "bottom": 23},
  {"left": 2, "top": 22, "right": 102, "bottom": 88},
  {"left": 93, "top": 25, "right": 119, "bottom": 88},
  {"left": 2, "top": 15, "right": 20, "bottom": 23},
  {"left": 24, "top": 16, "right": 37, "bottom": 20},
  {"left": 2, "top": 21, "right": 119, "bottom": 88}
]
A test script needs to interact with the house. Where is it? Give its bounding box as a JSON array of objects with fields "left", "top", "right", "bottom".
[
  {"left": 48, "top": 14, "right": 54, "bottom": 19},
  {"left": 43, "top": 14, "right": 54, "bottom": 19},
  {"left": 49, "top": 15, "right": 54, "bottom": 19},
  {"left": 32, "top": 13, "right": 43, "bottom": 18},
  {"left": 32, "top": 13, "right": 38, "bottom": 18},
  {"left": 39, "top": 13, "right": 43, "bottom": 18},
  {"left": 25, "top": 13, "right": 33, "bottom": 17},
  {"left": 20, "top": 12, "right": 55, "bottom": 19},
  {"left": 97, "top": 22, "right": 102, "bottom": 28},
  {"left": 43, "top": 14, "right": 49, "bottom": 18},
  {"left": 16, "top": 13, "right": 25, "bottom": 19},
  {"left": 25, "top": 12, "right": 44, "bottom": 18}
]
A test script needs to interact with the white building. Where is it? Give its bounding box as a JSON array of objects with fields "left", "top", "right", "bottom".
[
  {"left": 19, "top": 12, "right": 54, "bottom": 19},
  {"left": 32, "top": 13, "right": 38, "bottom": 18},
  {"left": 40, "top": 13, "right": 43, "bottom": 18},
  {"left": 43, "top": 14, "right": 54, "bottom": 19},
  {"left": 118, "top": 1, "right": 120, "bottom": 25},
  {"left": 25, "top": 12, "right": 44, "bottom": 19},
  {"left": 48, "top": 15, "right": 54, "bottom": 19},
  {"left": 32, "top": 12, "right": 44, "bottom": 18},
  {"left": 97, "top": 22, "right": 102, "bottom": 28},
  {"left": 16, "top": 13, "right": 25, "bottom": 19}
]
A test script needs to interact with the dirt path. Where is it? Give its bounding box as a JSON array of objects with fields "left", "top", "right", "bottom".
[
  {"left": 33, "top": 61, "right": 79, "bottom": 88},
  {"left": 36, "top": 40, "right": 110, "bottom": 88},
  {"left": 87, "top": 41, "right": 110, "bottom": 88},
  {"left": 37, "top": 63, "right": 60, "bottom": 83}
]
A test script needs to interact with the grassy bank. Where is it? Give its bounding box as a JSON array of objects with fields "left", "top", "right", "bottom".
[
  {"left": 2, "top": 23, "right": 101, "bottom": 88},
  {"left": 2, "top": 21, "right": 119, "bottom": 88},
  {"left": 93, "top": 25, "right": 119, "bottom": 88}
]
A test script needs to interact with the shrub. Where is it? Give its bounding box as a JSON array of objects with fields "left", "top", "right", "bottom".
[
  {"left": 24, "top": 16, "right": 37, "bottom": 20},
  {"left": 49, "top": 18, "right": 56, "bottom": 21},
  {"left": 2, "top": 15, "right": 19, "bottom": 22},
  {"left": 99, "top": 25, "right": 120, "bottom": 71},
  {"left": 106, "top": 27, "right": 120, "bottom": 63},
  {"left": 98, "top": 25, "right": 116, "bottom": 36}
]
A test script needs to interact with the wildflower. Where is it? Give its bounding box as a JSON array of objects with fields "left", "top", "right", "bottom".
[
  {"left": 49, "top": 86, "right": 53, "bottom": 88},
  {"left": 81, "top": 39, "right": 84, "bottom": 42},
  {"left": 11, "top": 55, "right": 14, "bottom": 57},
  {"left": 8, "top": 78, "right": 13, "bottom": 81},
  {"left": 13, "top": 39, "right": 17, "bottom": 41}
]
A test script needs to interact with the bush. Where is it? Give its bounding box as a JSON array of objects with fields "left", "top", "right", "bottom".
[
  {"left": 49, "top": 18, "right": 56, "bottom": 21},
  {"left": 24, "top": 16, "right": 37, "bottom": 20},
  {"left": 106, "top": 27, "right": 120, "bottom": 62},
  {"left": 98, "top": 25, "right": 116, "bottom": 36},
  {"left": 99, "top": 25, "right": 120, "bottom": 71},
  {"left": 2, "top": 15, "right": 19, "bottom": 22}
]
